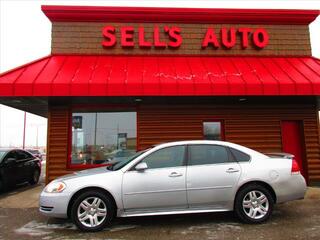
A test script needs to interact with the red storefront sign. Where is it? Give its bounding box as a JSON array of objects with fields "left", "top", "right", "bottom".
[{"left": 102, "top": 26, "right": 269, "bottom": 49}]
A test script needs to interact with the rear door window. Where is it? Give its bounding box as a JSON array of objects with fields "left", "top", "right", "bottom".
[
  {"left": 188, "top": 145, "right": 230, "bottom": 166},
  {"left": 229, "top": 148, "right": 251, "bottom": 162}
]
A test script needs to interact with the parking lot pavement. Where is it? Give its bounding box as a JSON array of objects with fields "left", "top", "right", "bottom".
[{"left": 0, "top": 188, "right": 320, "bottom": 240}]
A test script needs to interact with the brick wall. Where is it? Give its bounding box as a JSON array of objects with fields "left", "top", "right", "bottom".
[{"left": 51, "top": 23, "right": 311, "bottom": 56}]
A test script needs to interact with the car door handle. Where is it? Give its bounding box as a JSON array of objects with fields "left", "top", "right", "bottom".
[
  {"left": 169, "top": 172, "right": 183, "bottom": 177},
  {"left": 226, "top": 168, "right": 240, "bottom": 173}
]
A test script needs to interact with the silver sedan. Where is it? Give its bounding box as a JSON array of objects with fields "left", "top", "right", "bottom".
[{"left": 39, "top": 140, "right": 307, "bottom": 231}]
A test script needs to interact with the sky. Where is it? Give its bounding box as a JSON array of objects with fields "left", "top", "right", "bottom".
[{"left": 0, "top": 0, "right": 320, "bottom": 148}]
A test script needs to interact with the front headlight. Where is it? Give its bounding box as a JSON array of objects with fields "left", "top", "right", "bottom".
[{"left": 44, "top": 181, "right": 66, "bottom": 193}]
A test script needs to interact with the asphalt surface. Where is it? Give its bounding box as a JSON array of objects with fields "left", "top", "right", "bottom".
[{"left": 0, "top": 186, "right": 320, "bottom": 240}]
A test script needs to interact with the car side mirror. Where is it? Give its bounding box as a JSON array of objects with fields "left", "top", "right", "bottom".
[{"left": 135, "top": 162, "right": 148, "bottom": 171}]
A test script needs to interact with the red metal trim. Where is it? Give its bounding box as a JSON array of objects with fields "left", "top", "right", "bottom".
[
  {"left": 66, "top": 107, "right": 72, "bottom": 170},
  {"left": 3, "top": 55, "right": 320, "bottom": 97},
  {"left": 41, "top": 5, "right": 319, "bottom": 25},
  {"left": 136, "top": 103, "right": 140, "bottom": 151},
  {"left": 50, "top": 53, "right": 319, "bottom": 59},
  {"left": 0, "top": 55, "right": 51, "bottom": 76},
  {"left": 67, "top": 104, "right": 138, "bottom": 170},
  {"left": 67, "top": 163, "right": 111, "bottom": 170}
]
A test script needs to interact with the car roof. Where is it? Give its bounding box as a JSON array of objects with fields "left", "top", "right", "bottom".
[
  {"left": 152, "top": 140, "right": 267, "bottom": 158},
  {"left": 154, "top": 140, "right": 230, "bottom": 147},
  {"left": 0, "top": 148, "right": 25, "bottom": 152}
]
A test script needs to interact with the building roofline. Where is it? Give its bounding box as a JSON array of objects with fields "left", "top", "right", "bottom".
[{"left": 41, "top": 5, "right": 320, "bottom": 25}]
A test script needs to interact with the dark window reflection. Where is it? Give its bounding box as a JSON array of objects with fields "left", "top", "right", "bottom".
[
  {"left": 189, "top": 145, "right": 229, "bottom": 165},
  {"left": 141, "top": 146, "right": 185, "bottom": 169},
  {"left": 71, "top": 111, "right": 137, "bottom": 165},
  {"left": 203, "top": 122, "right": 222, "bottom": 140}
]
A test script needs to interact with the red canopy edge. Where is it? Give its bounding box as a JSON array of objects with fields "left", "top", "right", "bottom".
[
  {"left": 41, "top": 5, "right": 320, "bottom": 25},
  {"left": 1, "top": 55, "right": 320, "bottom": 97}
]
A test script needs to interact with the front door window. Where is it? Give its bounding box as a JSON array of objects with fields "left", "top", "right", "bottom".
[{"left": 141, "top": 146, "right": 186, "bottom": 169}]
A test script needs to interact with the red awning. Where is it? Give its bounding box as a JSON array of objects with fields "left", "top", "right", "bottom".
[{"left": 1, "top": 55, "right": 320, "bottom": 97}]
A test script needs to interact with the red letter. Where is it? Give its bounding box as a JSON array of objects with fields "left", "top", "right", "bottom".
[
  {"left": 221, "top": 27, "right": 236, "bottom": 49},
  {"left": 238, "top": 28, "right": 251, "bottom": 49},
  {"left": 253, "top": 28, "right": 269, "bottom": 48},
  {"left": 154, "top": 26, "right": 166, "bottom": 48},
  {"left": 121, "top": 26, "right": 134, "bottom": 47},
  {"left": 202, "top": 28, "right": 219, "bottom": 48},
  {"left": 138, "top": 26, "right": 152, "bottom": 48},
  {"left": 102, "top": 26, "right": 116, "bottom": 47},
  {"left": 167, "top": 26, "right": 182, "bottom": 48}
]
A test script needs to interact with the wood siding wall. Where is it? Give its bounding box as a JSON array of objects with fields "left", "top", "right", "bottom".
[
  {"left": 46, "top": 107, "right": 70, "bottom": 183},
  {"left": 51, "top": 23, "right": 311, "bottom": 56},
  {"left": 46, "top": 104, "right": 320, "bottom": 184},
  {"left": 138, "top": 104, "right": 320, "bottom": 183}
]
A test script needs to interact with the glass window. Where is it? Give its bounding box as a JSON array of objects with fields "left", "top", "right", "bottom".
[
  {"left": 71, "top": 111, "right": 137, "bottom": 165},
  {"left": 0, "top": 151, "right": 7, "bottom": 162},
  {"left": 16, "top": 150, "right": 31, "bottom": 160},
  {"left": 4, "top": 151, "right": 17, "bottom": 161},
  {"left": 112, "top": 149, "right": 149, "bottom": 171},
  {"left": 203, "top": 122, "right": 223, "bottom": 140},
  {"left": 188, "top": 145, "right": 230, "bottom": 166},
  {"left": 141, "top": 146, "right": 185, "bottom": 169},
  {"left": 229, "top": 148, "right": 251, "bottom": 162}
]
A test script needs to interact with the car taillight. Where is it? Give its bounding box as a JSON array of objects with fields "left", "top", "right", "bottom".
[{"left": 291, "top": 158, "right": 300, "bottom": 174}]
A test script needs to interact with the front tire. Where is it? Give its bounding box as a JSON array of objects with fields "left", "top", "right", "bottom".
[
  {"left": 234, "top": 184, "right": 274, "bottom": 223},
  {"left": 71, "top": 190, "right": 115, "bottom": 232},
  {"left": 29, "top": 168, "right": 40, "bottom": 185},
  {"left": 0, "top": 178, "right": 5, "bottom": 192}
]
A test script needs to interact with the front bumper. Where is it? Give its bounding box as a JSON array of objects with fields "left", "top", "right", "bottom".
[{"left": 39, "top": 190, "right": 71, "bottom": 218}]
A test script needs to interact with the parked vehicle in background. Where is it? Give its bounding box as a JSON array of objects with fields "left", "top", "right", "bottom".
[
  {"left": 39, "top": 140, "right": 307, "bottom": 232},
  {"left": 0, "top": 148, "right": 41, "bottom": 191},
  {"left": 26, "top": 149, "right": 43, "bottom": 161}
]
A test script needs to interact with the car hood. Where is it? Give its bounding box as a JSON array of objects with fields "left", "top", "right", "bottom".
[{"left": 56, "top": 166, "right": 111, "bottom": 181}]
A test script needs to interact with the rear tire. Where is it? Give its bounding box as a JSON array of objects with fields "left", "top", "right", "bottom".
[
  {"left": 0, "top": 178, "right": 7, "bottom": 192},
  {"left": 29, "top": 168, "right": 40, "bottom": 185},
  {"left": 234, "top": 184, "right": 274, "bottom": 223},
  {"left": 71, "top": 190, "right": 115, "bottom": 232}
]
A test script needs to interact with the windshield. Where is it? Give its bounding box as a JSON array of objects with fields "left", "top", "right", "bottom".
[
  {"left": 0, "top": 151, "right": 7, "bottom": 163},
  {"left": 27, "top": 150, "right": 40, "bottom": 154},
  {"left": 108, "top": 149, "right": 148, "bottom": 171}
]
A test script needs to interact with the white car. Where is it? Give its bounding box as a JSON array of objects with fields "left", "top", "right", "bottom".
[{"left": 40, "top": 140, "right": 307, "bottom": 231}]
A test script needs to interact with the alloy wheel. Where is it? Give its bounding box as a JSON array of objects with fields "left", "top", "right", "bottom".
[
  {"left": 242, "top": 190, "right": 269, "bottom": 220},
  {"left": 77, "top": 197, "right": 107, "bottom": 228}
]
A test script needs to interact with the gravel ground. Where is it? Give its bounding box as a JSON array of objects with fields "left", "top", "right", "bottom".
[{"left": 0, "top": 188, "right": 320, "bottom": 240}]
